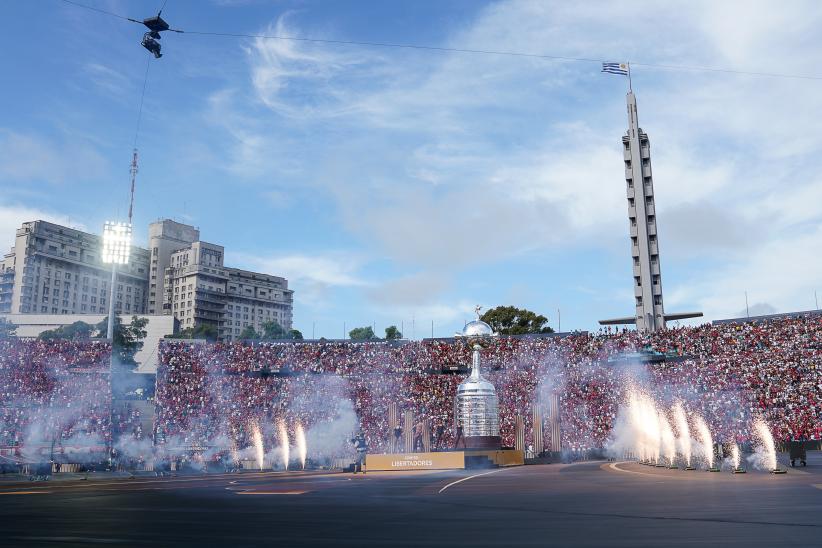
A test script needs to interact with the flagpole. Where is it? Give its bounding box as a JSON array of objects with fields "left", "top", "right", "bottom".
[{"left": 627, "top": 62, "right": 633, "bottom": 92}]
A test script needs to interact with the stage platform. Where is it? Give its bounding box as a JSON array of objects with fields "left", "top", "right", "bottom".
[{"left": 365, "top": 449, "right": 524, "bottom": 471}]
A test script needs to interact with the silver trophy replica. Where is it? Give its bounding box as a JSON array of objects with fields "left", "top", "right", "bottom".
[{"left": 453, "top": 306, "right": 501, "bottom": 449}]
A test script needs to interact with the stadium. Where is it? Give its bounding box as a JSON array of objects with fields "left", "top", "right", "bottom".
[
  {"left": 2, "top": 1, "right": 822, "bottom": 546},
  {"left": 1, "top": 312, "right": 820, "bottom": 545}
]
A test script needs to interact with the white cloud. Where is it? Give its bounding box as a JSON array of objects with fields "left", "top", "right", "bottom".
[
  {"left": 670, "top": 225, "right": 822, "bottom": 320},
  {"left": 246, "top": 16, "right": 379, "bottom": 119},
  {"left": 211, "top": 0, "right": 822, "bottom": 323},
  {"left": 238, "top": 253, "right": 366, "bottom": 287},
  {"left": 231, "top": 251, "right": 368, "bottom": 309},
  {"left": 83, "top": 62, "right": 130, "bottom": 98},
  {"left": 366, "top": 271, "right": 451, "bottom": 307},
  {"left": 375, "top": 300, "right": 480, "bottom": 331}
]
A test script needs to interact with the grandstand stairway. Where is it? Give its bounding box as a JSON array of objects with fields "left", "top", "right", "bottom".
[{"left": 113, "top": 399, "right": 154, "bottom": 438}]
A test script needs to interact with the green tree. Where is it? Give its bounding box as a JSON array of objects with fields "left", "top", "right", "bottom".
[
  {"left": 238, "top": 325, "right": 261, "bottom": 340},
  {"left": 38, "top": 321, "right": 95, "bottom": 340},
  {"left": 261, "top": 320, "right": 286, "bottom": 340},
  {"left": 289, "top": 329, "right": 304, "bottom": 340},
  {"left": 0, "top": 317, "right": 17, "bottom": 338},
  {"left": 384, "top": 325, "right": 403, "bottom": 340},
  {"left": 480, "top": 306, "right": 554, "bottom": 335},
  {"left": 167, "top": 323, "right": 218, "bottom": 341},
  {"left": 96, "top": 315, "right": 149, "bottom": 367},
  {"left": 348, "top": 326, "right": 375, "bottom": 340}
]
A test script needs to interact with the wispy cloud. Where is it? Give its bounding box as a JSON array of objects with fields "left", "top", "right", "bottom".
[
  {"left": 231, "top": 251, "right": 368, "bottom": 308},
  {"left": 82, "top": 62, "right": 130, "bottom": 99}
]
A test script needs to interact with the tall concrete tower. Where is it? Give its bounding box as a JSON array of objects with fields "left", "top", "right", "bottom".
[
  {"left": 624, "top": 91, "right": 663, "bottom": 331},
  {"left": 601, "top": 92, "right": 701, "bottom": 332}
]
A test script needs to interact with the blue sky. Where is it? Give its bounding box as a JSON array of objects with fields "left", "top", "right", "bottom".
[{"left": 2, "top": 0, "right": 822, "bottom": 338}]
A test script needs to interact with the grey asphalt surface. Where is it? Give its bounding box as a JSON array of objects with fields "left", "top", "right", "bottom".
[{"left": 0, "top": 453, "right": 820, "bottom": 547}]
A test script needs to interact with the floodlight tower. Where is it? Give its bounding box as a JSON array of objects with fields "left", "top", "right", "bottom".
[{"left": 102, "top": 222, "right": 132, "bottom": 339}]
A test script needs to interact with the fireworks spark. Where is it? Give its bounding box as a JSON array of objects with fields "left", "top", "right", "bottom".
[
  {"left": 278, "top": 418, "right": 290, "bottom": 470},
  {"left": 251, "top": 421, "right": 265, "bottom": 471},
  {"left": 296, "top": 422, "right": 307, "bottom": 469}
]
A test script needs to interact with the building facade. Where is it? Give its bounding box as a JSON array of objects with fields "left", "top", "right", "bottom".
[
  {"left": 163, "top": 241, "right": 293, "bottom": 340},
  {"left": 147, "top": 220, "right": 200, "bottom": 315},
  {"left": 0, "top": 221, "right": 149, "bottom": 316},
  {"left": 0, "top": 219, "right": 293, "bottom": 340}
]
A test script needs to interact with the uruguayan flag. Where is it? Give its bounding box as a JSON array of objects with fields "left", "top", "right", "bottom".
[{"left": 602, "top": 62, "right": 629, "bottom": 75}]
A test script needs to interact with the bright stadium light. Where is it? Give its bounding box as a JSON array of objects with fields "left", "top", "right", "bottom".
[
  {"left": 102, "top": 222, "right": 132, "bottom": 265},
  {"left": 102, "top": 222, "right": 131, "bottom": 341}
]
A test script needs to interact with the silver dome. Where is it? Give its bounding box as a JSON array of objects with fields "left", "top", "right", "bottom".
[{"left": 460, "top": 319, "right": 494, "bottom": 338}]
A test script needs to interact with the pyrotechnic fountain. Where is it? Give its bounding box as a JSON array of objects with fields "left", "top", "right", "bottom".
[
  {"left": 621, "top": 389, "right": 662, "bottom": 465},
  {"left": 278, "top": 419, "right": 290, "bottom": 470},
  {"left": 730, "top": 443, "right": 745, "bottom": 473},
  {"left": 659, "top": 412, "right": 677, "bottom": 468},
  {"left": 638, "top": 393, "right": 660, "bottom": 465},
  {"left": 612, "top": 391, "right": 782, "bottom": 477},
  {"left": 251, "top": 421, "right": 265, "bottom": 471},
  {"left": 296, "top": 423, "right": 307, "bottom": 470},
  {"left": 230, "top": 440, "right": 240, "bottom": 470},
  {"left": 753, "top": 417, "right": 784, "bottom": 474},
  {"left": 693, "top": 414, "right": 718, "bottom": 472},
  {"left": 672, "top": 402, "right": 694, "bottom": 470}
]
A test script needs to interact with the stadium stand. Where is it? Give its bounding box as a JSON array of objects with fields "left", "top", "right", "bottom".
[{"left": 0, "top": 315, "right": 819, "bottom": 466}]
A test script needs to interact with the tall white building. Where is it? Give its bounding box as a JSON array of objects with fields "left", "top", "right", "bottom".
[
  {"left": 0, "top": 221, "right": 149, "bottom": 316},
  {"left": 147, "top": 220, "right": 200, "bottom": 315},
  {"left": 0, "top": 219, "right": 293, "bottom": 340},
  {"left": 600, "top": 92, "right": 701, "bottom": 332},
  {"left": 163, "top": 241, "right": 293, "bottom": 340}
]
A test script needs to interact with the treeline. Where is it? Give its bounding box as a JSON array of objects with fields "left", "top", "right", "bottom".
[{"left": 167, "top": 321, "right": 303, "bottom": 342}]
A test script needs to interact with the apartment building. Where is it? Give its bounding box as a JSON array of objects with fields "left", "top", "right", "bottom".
[
  {"left": 164, "top": 241, "right": 293, "bottom": 340},
  {"left": 0, "top": 219, "right": 293, "bottom": 340},
  {"left": 0, "top": 221, "right": 149, "bottom": 316}
]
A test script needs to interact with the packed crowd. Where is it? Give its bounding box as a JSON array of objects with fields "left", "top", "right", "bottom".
[
  {"left": 0, "top": 339, "right": 111, "bottom": 459},
  {"left": 1, "top": 315, "right": 819, "bottom": 463},
  {"left": 155, "top": 315, "right": 822, "bottom": 455}
]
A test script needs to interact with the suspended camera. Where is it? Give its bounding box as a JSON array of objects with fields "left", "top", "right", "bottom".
[{"left": 140, "top": 14, "right": 170, "bottom": 58}]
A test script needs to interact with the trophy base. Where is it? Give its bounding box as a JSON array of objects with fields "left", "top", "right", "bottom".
[{"left": 461, "top": 436, "right": 501, "bottom": 450}]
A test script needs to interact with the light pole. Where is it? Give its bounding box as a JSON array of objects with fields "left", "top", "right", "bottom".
[
  {"left": 102, "top": 221, "right": 131, "bottom": 468},
  {"left": 102, "top": 222, "right": 132, "bottom": 338}
]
